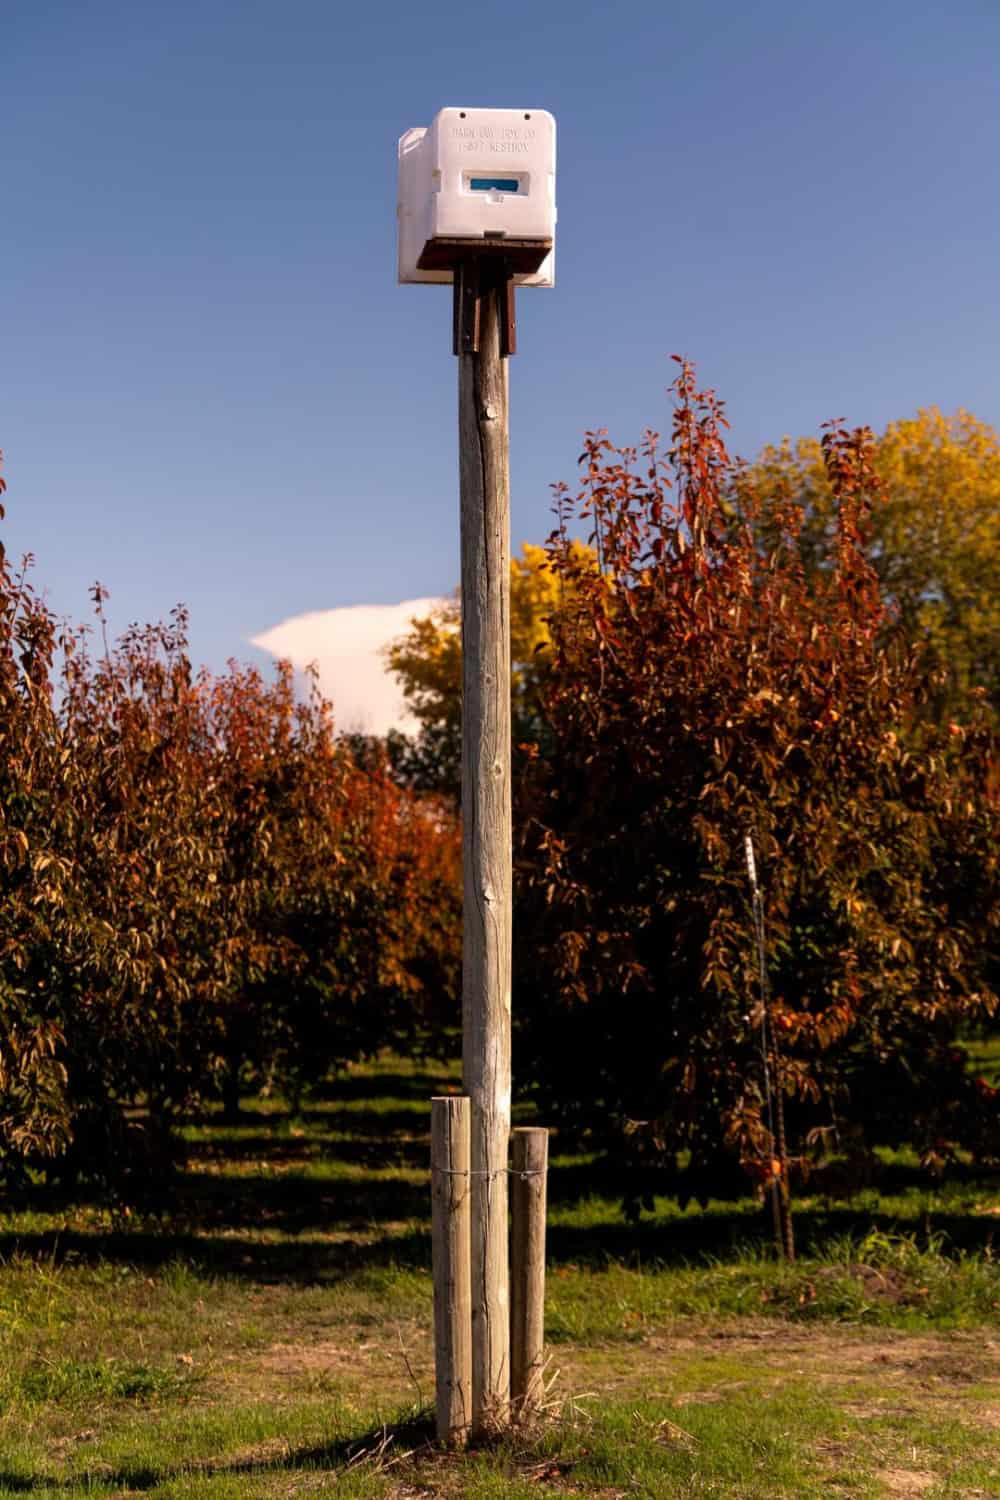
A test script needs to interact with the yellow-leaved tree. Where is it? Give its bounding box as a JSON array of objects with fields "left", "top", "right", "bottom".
[
  {"left": 385, "top": 540, "right": 596, "bottom": 798},
  {"left": 388, "top": 408, "right": 999, "bottom": 791},
  {"left": 735, "top": 408, "right": 1000, "bottom": 714}
]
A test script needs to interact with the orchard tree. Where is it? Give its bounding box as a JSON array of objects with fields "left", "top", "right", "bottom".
[
  {"left": 515, "top": 364, "right": 999, "bottom": 1213},
  {"left": 389, "top": 408, "right": 1000, "bottom": 790},
  {"left": 54, "top": 603, "right": 226, "bottom": 1179},
  {"left": 0, "top": 449, "right": 463, "bottom": 1188},
  {"left": 0, "top": 459, "right": 72, "bottom": 1177},
  {"left": 385, "top": 541, "right": 596, "bottom": 799},
  {"left": 734, "top": 407, "right": 1000, "bottom": 714}
]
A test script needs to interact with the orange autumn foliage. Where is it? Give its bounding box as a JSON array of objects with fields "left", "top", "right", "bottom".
[
  {"left": 0, "top": 469, "right": 460, "bottom": 1188},
  {"left": 514, "top": 363, "right": 998, "bottom": 1208}
]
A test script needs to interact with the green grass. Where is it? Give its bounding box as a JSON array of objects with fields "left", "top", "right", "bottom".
[
  {"left": 10, "top": 1354, "right": 199, "bottom": 1406},
  {"left": 0, "top": 1052, "right": 997, "bottom": 1497},
  {"left": 0, "top": 1383, "right": 996, "bottom": 1497}
]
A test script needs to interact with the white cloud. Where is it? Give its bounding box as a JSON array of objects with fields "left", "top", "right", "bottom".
[{"left": 250, "top": 597, "right": 446, "bottom": 737}]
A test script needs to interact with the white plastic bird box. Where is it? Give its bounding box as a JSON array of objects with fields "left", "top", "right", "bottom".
[{"left": 398, "top": 107, "right": 556, "bottom": 287}]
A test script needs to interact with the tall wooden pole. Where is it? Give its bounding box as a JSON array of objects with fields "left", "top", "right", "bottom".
[
  {"left": 458, "top": 260, "right": 512, "bottom": 1435},
  {"left": 431, "top": 1096, "right": 472, "bottom": 1446}
]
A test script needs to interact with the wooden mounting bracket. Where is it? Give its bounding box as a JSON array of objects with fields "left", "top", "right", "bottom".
[{"left": 453, "top": 259, "right": 517, "bottom": 358}]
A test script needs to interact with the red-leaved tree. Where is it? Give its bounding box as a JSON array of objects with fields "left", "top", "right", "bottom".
[
  {"left": 0, "top": 454, "right": 461, "bottom": 1189},
  {"left": 515, "top": 362, "right": 999, "bottom": 1220}
]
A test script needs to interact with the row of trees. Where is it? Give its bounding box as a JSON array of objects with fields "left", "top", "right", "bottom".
[
  {"left": 389, "top": 377, "right": 999, "bottom": 1200},
  {"left": 0, "top": 480, "right": 460, "bottom": 1188},
  {"left": 2, "top": 376, "right": 997, "bottom": 1199}
]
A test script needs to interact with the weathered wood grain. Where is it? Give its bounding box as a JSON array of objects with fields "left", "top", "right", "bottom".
[
  {"left": 511, "top": 1126, "right": 548, "bottom": 1419},
  {"left": 431, "top": 1095, "right": 472, "bottom": 1446},
  {"left": 459, "top": 268, "right": 512, "bottom": 1435}
]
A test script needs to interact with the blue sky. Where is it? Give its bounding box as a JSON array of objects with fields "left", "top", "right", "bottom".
[{"left": 3, "top": 0, "right": 998, "bottom": 706}]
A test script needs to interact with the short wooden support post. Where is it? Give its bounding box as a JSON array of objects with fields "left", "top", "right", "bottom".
[
  {"left": 431, "top": 1096, "right": 472, "bottom": 1446},
  {"left": 510, "top": 1126, "right": 549, "bottom": 1420}
]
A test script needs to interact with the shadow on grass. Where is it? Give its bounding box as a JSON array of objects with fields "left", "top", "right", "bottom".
[
  {"left": 179, "top": 1165, "right": 431, "bottom": 1230},
  {"left": 1, "top": 1197, "right": 996, "bottom": 1287},
  {"left": 0, "top": 1412, "right": 441, "bottom": 1493},
  {"left": 308, "top": 1067, "right": 455, "bottom": 1104},
  {"left": 186, "top": 1133, "right": 431, "bottom": 1172},
  {"left": 186, "top": 1104, "right": 433, "bottom": 1136},
  {"left": 4, "top": 1058, "right": 996, "bottom": 1285}
]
